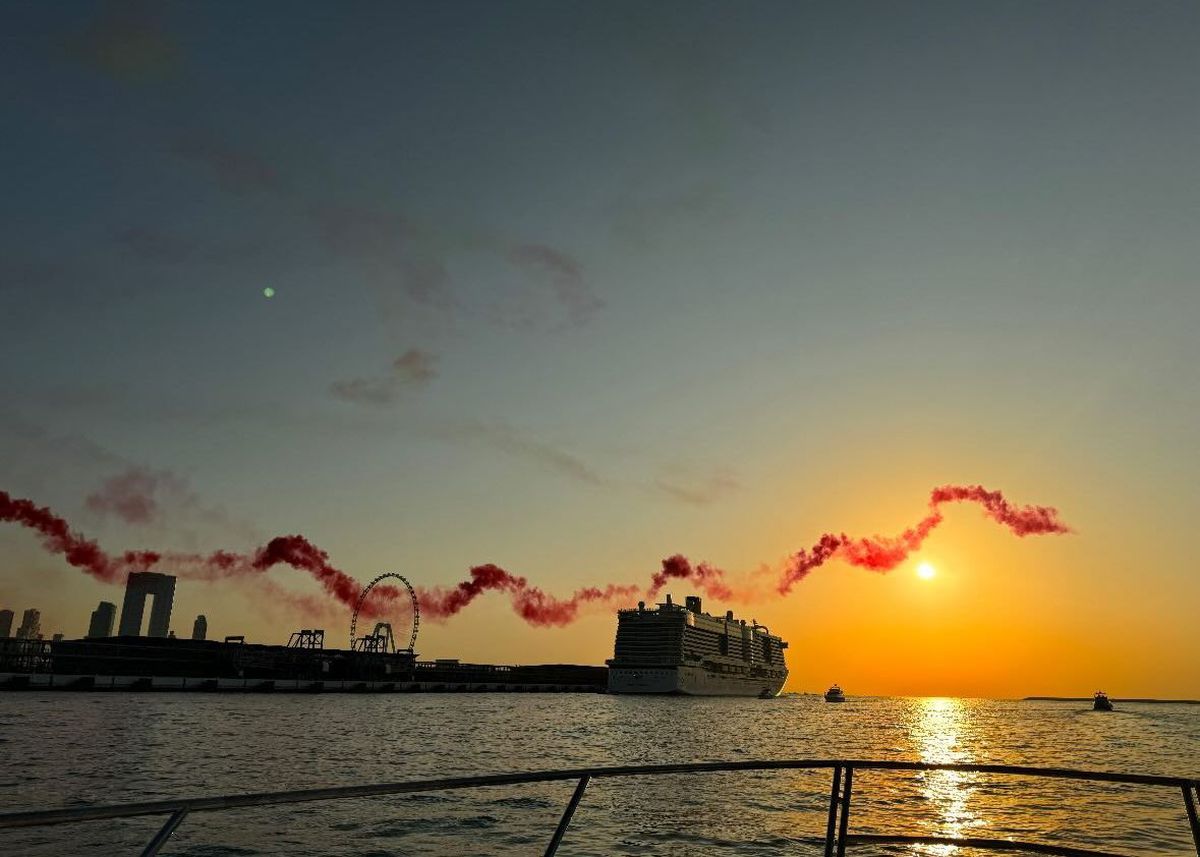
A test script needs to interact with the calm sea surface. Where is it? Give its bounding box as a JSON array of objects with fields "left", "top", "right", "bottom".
[{"left": 0, "top": 693, "right": 1197, "bottom": 855}]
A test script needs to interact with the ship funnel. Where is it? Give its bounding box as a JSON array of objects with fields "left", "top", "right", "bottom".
[{"left": 685, "top": 595, "right": 702, "bottom": 614}]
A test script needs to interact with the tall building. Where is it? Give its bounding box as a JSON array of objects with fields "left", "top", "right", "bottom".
[
  {"left": 0, "top": 609, "right": 13, "bottom": 638},
  {"left": 191, "top": 614, "right": 207, "bottom": 641},
  {"left": 15, "top": 608, "right": 41, "bottom": 640},
  {"left": 87, "top": 602, "right": 117, "bottom": 638},
  {"left": 118, "top": 572, "right": 176, "bottom": 637}
]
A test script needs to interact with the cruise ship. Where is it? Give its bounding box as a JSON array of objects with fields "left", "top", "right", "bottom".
[{"left": 607, "top": 595, "right": 789, "bottom": 696}]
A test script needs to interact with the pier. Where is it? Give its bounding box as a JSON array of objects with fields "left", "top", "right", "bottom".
[{"left": 0, "top": 636, "right": 607, "bottom": 694}]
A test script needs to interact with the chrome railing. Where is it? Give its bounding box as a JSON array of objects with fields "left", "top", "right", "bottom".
[{"left": 1, "top": 759, "right": 1197, "bottom": 857}]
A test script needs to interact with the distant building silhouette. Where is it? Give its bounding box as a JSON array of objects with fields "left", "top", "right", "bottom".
[
  {"left": 15, "top": 608, "right": 41, "bottom": 640},
  {"left": 192, "top": 615, "right": 207, "bottom": 641},
  {"left": 118, "top": 571, "right": 176, "bottom": 637},
  {"left": 0, "top": 609, "right": 13, "bottom": 639},
  {"left": 87, "top": 602, "right": 117, "bottom": 638},
  {"left": 51, "top": 633, "right": 63, "bottom": 642}
]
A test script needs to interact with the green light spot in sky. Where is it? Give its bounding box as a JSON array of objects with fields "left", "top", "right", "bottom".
[{"left": 263, "top": 287, "right": 275, "bottom": 298}]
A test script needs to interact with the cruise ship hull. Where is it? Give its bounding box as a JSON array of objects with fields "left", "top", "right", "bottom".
[
  {"left": 608, "top": 665, "right": 786, "bottom": 697},
  {"left": 607, "top": 595, "right": 789, "bottom": 697}
]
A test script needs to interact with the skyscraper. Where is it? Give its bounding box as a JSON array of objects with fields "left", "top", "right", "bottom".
[
  {"left": 117, "top": 571, "right": 176, "bottom": 637},
  {"left": 0, "top": 609, "right": 13, "bottom": 639},
  {"left": 15, "top": 608, "right": 40, "bottom": 640},
  {"left": 192, "top": 614, "right": 207, "bottom": 641},
  {"left": 87, "top": 602, "right": 117, "bottom": 638}
]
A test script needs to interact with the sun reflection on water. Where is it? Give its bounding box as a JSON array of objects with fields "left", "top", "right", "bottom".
[{"left": 909, "top": 697, "right": 985, "bottom": 855}]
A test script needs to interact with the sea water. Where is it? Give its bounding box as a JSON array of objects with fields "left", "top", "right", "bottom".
[{"left": 1, "top": 693, "right": 1196, "bottom": 855}]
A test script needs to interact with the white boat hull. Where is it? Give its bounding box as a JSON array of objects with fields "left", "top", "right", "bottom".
[{"left": 608, "top": 665, "right": 786, "bottom": 697}]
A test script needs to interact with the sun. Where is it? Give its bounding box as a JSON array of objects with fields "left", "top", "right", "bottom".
[{"left": 916, "top": 561, "right": 936, "bottom": 580}]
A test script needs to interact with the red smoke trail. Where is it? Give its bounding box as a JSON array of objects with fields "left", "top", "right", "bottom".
[
  {"left": 175, "top": 536, "right": 405, "bottom": 622},
  {"left": 0, "top": 490, "right": 160, "bottom": 582},
  {"left": 418, "top": 563, "right": 523, "bottom": 618},
  {"left": 417, "top": 564, "right": 639, "bottom": 626},
  {"left": 0, "top": 490, "right": 634, "bottom": 626},
  {"left": 0, "top": 489, "right": 380, "bottom": 611},
  {"left": 649, "top": 555, "right": 734, "bottom": 601},
  {"left": 929, "top": 484, "right": 1070, "bottom": 536},
  {"left": 511, "top": 583, "right": 641, "bottom": 627},
  {"left": 2, "top": 482, "right": 1071, "bottom": 628},
  {"left": 776, "top": 483, "right": 1071, "bottom": 593},
  {"left": 250, "top": 536, "right": 364, "bottom": 610}
]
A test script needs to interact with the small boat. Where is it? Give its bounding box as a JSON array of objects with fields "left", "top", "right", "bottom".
[
  {"left": 1093, "top": 691, "right": 1114, "bottom": 711},
  {"left": 824, "top": 684, "right": 846, "bottom": 703}
]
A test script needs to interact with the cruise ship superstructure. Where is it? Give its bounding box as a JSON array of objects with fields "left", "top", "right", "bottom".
[{"left": 607, "top": 595, "right": 788, "bottom": 696}]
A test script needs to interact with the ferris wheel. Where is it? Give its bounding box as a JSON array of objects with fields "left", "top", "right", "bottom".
[{"left": 349, "top": 573, "right": 420, "bottom": 652}]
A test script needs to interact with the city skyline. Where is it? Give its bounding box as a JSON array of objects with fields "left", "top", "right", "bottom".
[
  {"left": 4, "top": 572, "right": 185, "bottom": 641},
  {"left": 86, "top": 600, "right": 116, "bottom": 639},
  {"left": 3, "top": 1, "right": 1200, "bottom": 696}
]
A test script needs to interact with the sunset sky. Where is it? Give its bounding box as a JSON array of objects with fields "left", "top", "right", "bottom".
[{"left": 2, "top": 1, "right": 1198, "bottom": 697}]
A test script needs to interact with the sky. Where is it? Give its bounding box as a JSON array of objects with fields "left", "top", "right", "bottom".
[{"left": 2, "top": 1, "right": 1198, "bottom": 697}]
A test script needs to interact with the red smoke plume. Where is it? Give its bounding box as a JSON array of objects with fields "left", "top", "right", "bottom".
[
  {"left": 649, "top": 555, "right": 733, "bottom": 601},
  {"left": 0, "top": 490, "right": 634, "bottom": 626},
  {"left": 2, "top": 482, "right": 1071, "bottom": 629},
  {"left": 0, "top": 490, "right": 160, "bottom": 582},
  {"left": 251, "top": 536, "right": 363, "bottom": 609},
  {"left": 418, "top": 564, "right": 639, "bottom": 626},
  {"left": 776, "top": 483, "right": 1071, "bottom": 593}
]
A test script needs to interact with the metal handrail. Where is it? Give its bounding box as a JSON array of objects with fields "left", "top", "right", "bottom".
[{"left": 0, "top": 759, "right": 1196, "bottom": 857}]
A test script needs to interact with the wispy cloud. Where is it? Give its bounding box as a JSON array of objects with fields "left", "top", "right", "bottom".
[
  {"left": 0, "top": 411, "right": 125, "bottom": 472},
  {"left": 506, "top": 243, "right": 604, "bottom": 328},
  {"left": 311, "top": 202, "right": 606, "bottom": 327},
  {"left": 85, "top": 466, "right": 187, "bottom": 524},
  {"left": 114, "top": 226, "right": 265, "bottom": 266},
  {"left": 172, "top": 135, "right": 283, "bottom": 195},
  {"left": 64, "top": 0, "right": 181, "bottom": 83},
  {"left": 436, "top": 423, "right": 733, "bottom": 498},
  {"left": 330, "top": 349, "right": 439, "bottom": 406},
  {"left": 309, "top": 204, "right": 408, "bottom": 258},
  {"left": 654, "top": 469, "right": 740, "bottom": 506},
  {"left": 309, "top": 204, "right": 456, "bottom": 310},
  {"left": 158, "top": 142, "right": 600, "bottom": 330},
  {"left": 0, "top": 412, "right": 259, "bottom": 544},
  {"left": 115, "top": 227, "right": 192, "bottom": 264},
  {"left": 443, "top": 422, "right": 606, "bottom": 486},
  {"left": 609, "top": 182, "right": 729, "bottom": 249},
  {"left": 81, "top": 463, "right": 256, "bottom": 541},
  {"left": 0, "top": 260, "right": 71, "bottom": 293}
]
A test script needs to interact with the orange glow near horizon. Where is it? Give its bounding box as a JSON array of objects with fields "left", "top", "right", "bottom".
[{"left": 4, "top": 471, "right": 1199, "bottom": 699}]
